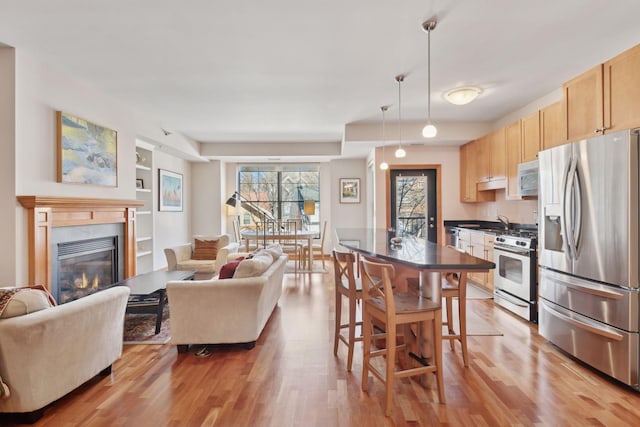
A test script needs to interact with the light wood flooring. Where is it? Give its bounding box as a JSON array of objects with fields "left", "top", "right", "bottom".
[{"left": 5, "top": 267, "right": 640, "bottom": 426}]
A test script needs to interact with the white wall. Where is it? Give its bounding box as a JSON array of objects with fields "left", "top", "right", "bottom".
[
  {"left": 0, "top": 48, "right": 17, "bottom": 283},
  {"left": 191, "top": 160, "right": 224, "bottom": 237},
  {"left": 330, "top": 158, "right": 367, "bottom": 248},
  {"left": 5, "top": 48, "right": 191, "bottom": 282}
]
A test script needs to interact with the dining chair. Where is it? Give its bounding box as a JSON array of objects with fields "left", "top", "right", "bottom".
[
  {"left": 279, "top": 219, "right": 302, "bottom": 274},
  {"left": 232, "top": 217, "right": 241, "bottom": 243},
  {"left": 302, "top": 220, "right": 328, "bottom": 270},
  {"left": 332, "top": 249, "right": 363, "bottom": 372},
  {"left": 360, "top": 257, "right": 445, "bottom": 416}
]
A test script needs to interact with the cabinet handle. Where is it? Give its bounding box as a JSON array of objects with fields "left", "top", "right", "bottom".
[{"left": 594, "top": 126, "right": 610, "bottom": 134}]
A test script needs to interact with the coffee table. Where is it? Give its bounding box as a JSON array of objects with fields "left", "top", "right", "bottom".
[{"left": 115, "top": 270, "right": 195, "bottom": 334}]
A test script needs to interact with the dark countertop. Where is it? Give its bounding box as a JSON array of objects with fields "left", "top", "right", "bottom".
[
  {"left": 336, "top": 228, "right": 495, "bottom": 271},
  {"left": 444, "top": 220, "right": 537, "bottom": 234}
]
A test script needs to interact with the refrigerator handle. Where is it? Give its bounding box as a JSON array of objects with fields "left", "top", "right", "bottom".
[
  {"left": 573, "top": 167, "right": 582, "bottom": 255},
  {"left": 562, "top": 156, "right": 577, "bottom": 259}
]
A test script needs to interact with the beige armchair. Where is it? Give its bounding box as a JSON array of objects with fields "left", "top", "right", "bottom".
[{"left": 164, "top": 234, "right": 239, "bottom": 279}]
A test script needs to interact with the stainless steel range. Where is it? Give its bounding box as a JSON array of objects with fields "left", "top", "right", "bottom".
[{"left": 493, "top": 230, "right": 538, "bottom": 323}]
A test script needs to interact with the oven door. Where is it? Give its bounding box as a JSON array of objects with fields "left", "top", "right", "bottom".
[{"left": 493, "top": 245, "right": 532, "bottom": 301}]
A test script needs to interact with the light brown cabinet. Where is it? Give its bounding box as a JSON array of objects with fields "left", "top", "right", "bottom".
[
  {"left": 521, "top": 111, "right": 540, "bottom": 162},
  {"left": 563, "top": 64, "right": 604, "bottom": 143},
  {"left": 505, "top": 120, "right": 522, "bottom": 200},
  {"left": 460, "top": 141, "right": 494, "bottom": 203},
  {"left": 603, "top": 43, "right": 640, "bottom": 133},
  {"left": 563, "top": 44, "right": 640, "bottom": 143},
  {"left": 541, "top": 101, "right": 564, "bottom": 150},
  {"left": 476, "top": 129, "right": 506, "bottom": 191}
]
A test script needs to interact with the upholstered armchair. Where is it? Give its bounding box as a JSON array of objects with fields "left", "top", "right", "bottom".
[{"left": 164, "top": 234, "right": 239, "bottom": 279}]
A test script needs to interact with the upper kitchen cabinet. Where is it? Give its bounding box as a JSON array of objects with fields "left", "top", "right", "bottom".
[
  {"left": 563, "top": 44, "right": 640, "bottom": 143},
  {"left": 540, "top": 101, "right": 563, "bottom": 150},
  {"left": 460, "top": 140, "right": 495, "bottom": 203},
  {"left": 603, "top": 43, "right": 640, "bottom": 133},
  {"left": 505, "top": 120, "right": 522, "bottom": 200},
  {"left": 563, "top": 64, "right": 604, "bottom": 143},
  {"left": 521, "top": 111, "right": 540, "bottom": 162},
  {"left": 477, "top": 129, "right": 506, "bottom": 191}
]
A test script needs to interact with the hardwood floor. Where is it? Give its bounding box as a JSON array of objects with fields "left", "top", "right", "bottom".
[{"left": 5, "top": 268, "right": 640, "bottom": 426}]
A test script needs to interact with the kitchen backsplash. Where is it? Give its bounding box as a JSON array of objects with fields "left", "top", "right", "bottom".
[{"left": 475, "top": 190, "right": 538, "bottom": 225}]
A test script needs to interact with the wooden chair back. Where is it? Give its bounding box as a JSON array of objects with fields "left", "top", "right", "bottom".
[{"left": 360, "top": 257, "right": 396, "bottom": 317}]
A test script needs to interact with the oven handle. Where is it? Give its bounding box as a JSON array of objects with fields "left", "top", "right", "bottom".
[
  {"left": 540, "top": 300, "right": 624, "bottom": 342},
  {"left": 494, "top": 289, "right": 529, "bottom": 307},
  {"left": 493, "top": 245, "right": 531, "bottom": 256}
]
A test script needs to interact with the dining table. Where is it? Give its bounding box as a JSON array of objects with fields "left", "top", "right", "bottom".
[
  {"left": 241, "top": 229, "right": 318, "bottom": 270},
  {"left": 335, "top": 227, "right": 495, "bottom": 361}
]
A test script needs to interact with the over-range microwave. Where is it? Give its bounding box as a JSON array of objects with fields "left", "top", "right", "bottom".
[{"left": 518, "top": 159, "right": 538, "bottom": 197}]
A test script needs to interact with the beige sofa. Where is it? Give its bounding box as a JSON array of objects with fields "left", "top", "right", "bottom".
[
  {"left": 164, "top": 234, "right": 240, "bottom": 279},
  {"left": 166, "top": 253, "right": 287, "bottom": 352},
  {"left": 0, "top": 286, "right": 130, "bottom": 422}
]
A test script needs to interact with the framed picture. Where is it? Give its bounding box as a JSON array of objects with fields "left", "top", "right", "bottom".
[
  {"left": 57, "top": 111, "right": 117, "bottom": 186},
  {"left": 158, "top": 169, "right": 183, "bottom": 211},
  {"left": 340, "top": 178, "right": 360, "bottom": 204},
  {"left": 135, "top": 178, "right": 144, "bottom": 189}
]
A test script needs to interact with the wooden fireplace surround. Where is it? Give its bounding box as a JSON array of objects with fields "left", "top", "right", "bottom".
[{"left": 17, "top": 196, "right": 143, "bottom": 292}]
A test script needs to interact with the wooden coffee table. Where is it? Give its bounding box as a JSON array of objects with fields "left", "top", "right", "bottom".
[{"left": 115, "top": 270, "right": 195, "bottom": 334}]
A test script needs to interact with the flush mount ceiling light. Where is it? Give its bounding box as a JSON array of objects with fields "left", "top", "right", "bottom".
[
  {"left": 421, "top": 18, "right": 437, "bottom": 139},
  {"left": 394, "top": 74, "right": 406, "bottom": 158},
  {"left": 379, "top": 105, "right": 389, "bottom": 170},
  {"left": 444, "top": 86, "right": 483, "bottom": 105}
]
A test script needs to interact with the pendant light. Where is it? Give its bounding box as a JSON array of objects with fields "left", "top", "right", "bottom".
[
  {"left": 422, "top": 18, "right": 438, "bottom": 138},
  {"left": 394, "top": 74, "right": 406, "bottom": 158},
  {"left": 379, "top": 105, "right": 389, "bottom": 170}
]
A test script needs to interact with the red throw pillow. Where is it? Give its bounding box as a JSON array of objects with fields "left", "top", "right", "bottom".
[{"left": 219, "top": 257, "right": 244, "bottom": 279}]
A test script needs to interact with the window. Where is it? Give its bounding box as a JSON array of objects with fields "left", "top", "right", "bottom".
[{"left": 237, "top": 165, "right": 321, "bottom": 235}]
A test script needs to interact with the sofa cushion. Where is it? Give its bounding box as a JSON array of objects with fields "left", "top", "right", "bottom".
[
  {"left": 0, "top": 288, "right": 55, "bottom": 319},
  {"left": 234, "top": 254, "right": 273, "bottom": 278},
  {"left": 192, "top": 238, "right": 219, "bottom": 260},
  {"left": 176, "top": 259, "right": 217, "bottom": 273},
  {"left": 219, "top": 257, "right": 244, "bottom": 279},
  {"left": 265, "top": 243, "right": 283, "bottom": 259}
]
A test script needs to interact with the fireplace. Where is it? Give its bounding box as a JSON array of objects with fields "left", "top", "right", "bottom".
[{"left": 51, "top": 224, "right": 125, "bottom": 304}]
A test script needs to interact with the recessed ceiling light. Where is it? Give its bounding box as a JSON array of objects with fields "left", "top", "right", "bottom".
[{"left": 444, "top": 86, "right": 482, "bottom": 105}]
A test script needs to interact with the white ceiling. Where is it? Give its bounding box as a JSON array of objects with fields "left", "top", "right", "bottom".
[{"left": 1, "top": 0, "right": 640, "bottom": 160}]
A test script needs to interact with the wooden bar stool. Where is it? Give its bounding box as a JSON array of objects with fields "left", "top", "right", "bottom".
[
  {"left": 443, "top": 245, "right": 469, "bottom": 367},
  {"left": 332, "top": 249, "right": 363, "bottom": 372},
  {"left": 360, "top": 258, "right": 445, "bottom": 416}
]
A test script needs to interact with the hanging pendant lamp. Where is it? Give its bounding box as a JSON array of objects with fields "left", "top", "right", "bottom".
[
  {"left": 394, "top": 74, "right": 406, "bottom": 158},
  {"left": 422, "top": 18, "right": 438, "bottom": 138},
  {"left": 379, "top": 105, "right": 389, "bottom": 170}
]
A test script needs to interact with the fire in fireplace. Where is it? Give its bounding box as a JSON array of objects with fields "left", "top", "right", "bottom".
[
  {"left": 51, "top": 224, "right": 124, "bottom": 304},
  {"left": 57, "top": 237, "right": 118, "bottom": 304}
]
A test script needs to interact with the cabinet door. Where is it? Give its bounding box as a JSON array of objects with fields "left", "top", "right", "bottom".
[
  {"left": 604, "top": 44, "right": 640, "bottom": 132},
  {"left": 521, "top": 111, "right": 541, "bottom": 162},
  {"left": 505, "top": 120, "right": 522, "bottom": 200},
  {"left": 490, "top": 128, "right": 506, "bottom": 180},
  {"left": 459, "top": 143, "right": 471, "bottom": 202},
  {"left": 541, "top": 101, "right": 564, "bottom": 150},
  {"left": 476, "top": 135, "right": 491, "bottom": 182},
  {"left": 563, "top": 64, "right": 604, "bottom": 142}
]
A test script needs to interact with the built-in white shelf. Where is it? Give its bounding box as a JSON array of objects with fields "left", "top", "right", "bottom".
[
  {"left": 136, "top": 210, "right": 152, "bottom": 216},
  {"left": 136, "top": 250, "right": 152, "bottom": 258},
  {"left": 136, "top": 164, "right": 151, "bottom": 171},
  {"left": 136, "top": 236, "right": 152, "bottom": 243},
  {"left": 136, "top": 188, "right": 151, "bottom": 193},
  {"left": 135, "top": 142, "right": 154, "bottom": 274}
]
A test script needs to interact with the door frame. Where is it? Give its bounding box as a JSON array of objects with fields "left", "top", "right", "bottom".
[{"left": 385, "top": 164, "right": 443, "bottom": 244}]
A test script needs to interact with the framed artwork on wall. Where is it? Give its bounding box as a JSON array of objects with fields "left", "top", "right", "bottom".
[
  {"left": 158, "top": 169, "right": 183, "bottom": 211},
  {"left": 57, "top": 111, "right": 117, "bottom": 186},
  {"left": 339, "top": 178, "right": 360, "bottom": 204}
]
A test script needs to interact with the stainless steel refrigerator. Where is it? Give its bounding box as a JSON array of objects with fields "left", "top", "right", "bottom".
[{"left": 538, "top": 128, "right": 640, "bottom": 389}]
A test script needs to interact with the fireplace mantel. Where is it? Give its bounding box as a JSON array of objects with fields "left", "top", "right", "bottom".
[{"left": 17, "top": 196, "right": 144, "bottom": 291}]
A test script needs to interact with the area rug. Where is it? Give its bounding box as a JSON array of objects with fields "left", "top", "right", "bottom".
[
  {"left": 123, "top": 305, "right": 171, "bottom": 345},
  {"left": 466, "top": 283, "right": 493, "bottom": 300},
  {"left": 443, "top": 299, "right": 502, "bottom": 336}
]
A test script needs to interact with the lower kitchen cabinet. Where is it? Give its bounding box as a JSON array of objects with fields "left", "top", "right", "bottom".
[{"left": 457, "top": 229, "right": 495, "bottom": 292}]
